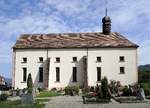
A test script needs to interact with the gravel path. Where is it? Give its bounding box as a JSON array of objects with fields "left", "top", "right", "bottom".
[{"left": 45, "top": 96, "right": 150, "bottom": 108}]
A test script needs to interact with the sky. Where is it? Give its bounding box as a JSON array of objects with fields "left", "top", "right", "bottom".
[{"left": 0, "top": 0, "right": 150, "bottom": 78}]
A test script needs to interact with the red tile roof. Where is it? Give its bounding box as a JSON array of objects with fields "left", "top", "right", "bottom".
[{"left": 13, "top": 32, "right": 138, "bottom": 49}]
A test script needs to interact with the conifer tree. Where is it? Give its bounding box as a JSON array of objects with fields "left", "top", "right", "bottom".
[
  {"left": 27, "top": 73, "right": 33, "bottom": 93},
  {"left": 101, "top": 76, "right": 110, "bottom": 99}
]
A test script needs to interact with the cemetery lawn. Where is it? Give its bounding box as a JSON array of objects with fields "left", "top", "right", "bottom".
[
  {"left": 0, "top": 99, "right": 49, "bottom": 108},
  {"left": 37, "top": 91, "right": 61, "bottom": 97}
]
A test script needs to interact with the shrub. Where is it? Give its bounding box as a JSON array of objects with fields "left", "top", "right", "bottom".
[
  {"left": 27, "top": 73, "right": 33, "bottom": 93},
  {"left": 0, "top": 94, "right": 8, "bottom": 101},
  {"left": 64, "top": 86, "right": 79, "bottom": 95},
  {"left": 140, "top": 83, "right": 150, "bottom": 96},
  {"left": 51, "top": 88, "right": 57, "bottom": 91},
  {"left": 72, "top": 86, "right": 79, "bottom": 94},
  {"left": 82, "top": 87, "right": 90, "bottom": 95},
  {"left": 109, "top": 80, "right": 117, "bottom": 94},
  {"left": 64, "top": 86, "right": 71, "bottom": 95},
  {"left": 90, "top": 86, "right": 95, "bottom": 92},
  {"left": 57, "top": 88, "right": 63, "bottom": 93},
  {"left": 122, "top": 86, "right": 131, "bottom": 96},
  {"left": 109, "top": 80, "right": 122, "bottom": 95},
  {"left": 129, "top": 83, "right": 139, "bottom": 96},
  {"left": 95, "top": 84, "right": 100, "bottom": 93},
  {"left": 38, "top": 87, "right": 44, "bottom": 92}
]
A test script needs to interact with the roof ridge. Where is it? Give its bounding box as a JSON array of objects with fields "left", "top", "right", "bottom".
[{"left": 20, "top": 32, "right": 114, "bottom": 36}]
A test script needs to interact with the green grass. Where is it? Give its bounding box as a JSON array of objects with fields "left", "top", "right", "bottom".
[
  {"left": 0, "top": 100, "right": 45, "bottom": 108},
  {"left": 37, "top": 91, "right": 61, "bottom": 97},
  {"left": 0, "top": 91, "right": 60, "bottom": 108}
]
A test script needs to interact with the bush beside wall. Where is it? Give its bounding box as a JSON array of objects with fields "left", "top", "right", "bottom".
[{"left": 64, "top": 86, "right": 79, "bottom": 95}]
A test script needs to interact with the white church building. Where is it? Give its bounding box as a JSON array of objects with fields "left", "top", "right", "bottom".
[{"left": 12, "top": 15, "right": 138, "bottom": 89}]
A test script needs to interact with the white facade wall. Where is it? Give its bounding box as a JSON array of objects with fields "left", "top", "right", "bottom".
[
  {"left": 48, "top": 49, "right": 87, "bottom": 89},
  {"left": 87, "top": 48, "right": 138, "bottom": 86},
  {"left": 14, "top": 49, "right": 47, "bottom": 89},
  {"left": 13, "top": 48, "right": 138, "bottom": 89}
]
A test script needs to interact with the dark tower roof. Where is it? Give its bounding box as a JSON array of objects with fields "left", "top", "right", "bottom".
[
  {"left": 102, "top": 8, "right": 111, "bottom": 35},
  {"left": 102, "top": 16, "right": 111, "bottom": 23}
]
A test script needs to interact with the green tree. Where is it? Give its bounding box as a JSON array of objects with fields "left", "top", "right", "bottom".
[
  {"left": 101, "top": 76, "right": 110, "bottom": 99},
  {"left": 138, "top": 70, "right": 150, "bottom": 83},
  {"left": 27, "top": 73, "right": 33, "bottom": 93}
]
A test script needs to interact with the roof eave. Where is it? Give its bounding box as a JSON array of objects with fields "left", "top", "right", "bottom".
[{"left": 13, "top": 46, "right": 139, "bottom": 49}]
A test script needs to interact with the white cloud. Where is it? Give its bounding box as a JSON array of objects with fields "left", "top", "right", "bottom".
[
  {"left": 0, "top": 40, "right": 13, "bottom": 63},
  {"left": 139, "top": 39, "right": 150, "bottom": 65},
  {"left": 0, "top": 15, "right": 72, "bottom": 40},
  {"left": 44, "top": 0, "right": 92, "bottom": 16}
]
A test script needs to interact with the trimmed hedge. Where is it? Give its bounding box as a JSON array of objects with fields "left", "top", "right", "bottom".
[{"left": 64, "top": 86, "right": 79, "bottom": 95}]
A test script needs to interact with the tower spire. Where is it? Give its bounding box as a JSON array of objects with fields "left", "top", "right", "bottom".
[{"left": 106, "top": 8, "right": 107, "bottom": 16}]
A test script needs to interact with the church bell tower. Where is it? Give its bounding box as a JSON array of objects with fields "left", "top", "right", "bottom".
[{"left": 102, "top": 8, "right": 111, "bottom": 35}]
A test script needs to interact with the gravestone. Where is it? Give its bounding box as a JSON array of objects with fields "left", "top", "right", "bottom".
[
  {"left": 32, "top": 87, "right": 36, "bottom": 100},
  {"left": 19, "top": 89, "right": 23, "bottom": 96},
  {"left": 21, "top": 93, "right": 33, "bottom": 105},
  {"left": 12, "top": 91, "right": 17, "bottom": 97},
  {"left": 140, "top": 88, "right": 145, "bottom": 100},
  {"left": 137, "top": 87, "right": 145, "bottom": 100}
]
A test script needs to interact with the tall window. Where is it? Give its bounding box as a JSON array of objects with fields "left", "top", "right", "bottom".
[
  {"left": 39, "top": 67, "right": 43, "bottom": 82},
  {"left": 56, "top": 57, "right": 60, "bottom": 63},
  {"left": 39, "top": 57, "right": 43, "bottom": 62},
  {"left": 56, "top": 67, "right": 60, "bottom": 82},
  {"left": 72, "top": 67, "right": 77, "bottom": 82},
  {"left": 23, "top": 68, "right": 27, "bottom": 82},
  {"left": 119, "top": 56, "right": 125, "bottom": 62},
  {"left": 97, "top": 67, "right": 101, "bottom": 81},
  {"left": 22, "top": 57, "right": 27, "bottom": 63},
  {"left": 72, "top": 57, "right": 77, "bottom": 62},
  {"left": 97, "top": 57, "right": 101, "bottom": 62},
  {"left": 120, "top": 67, "right": 125, "bottom": 74}
]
